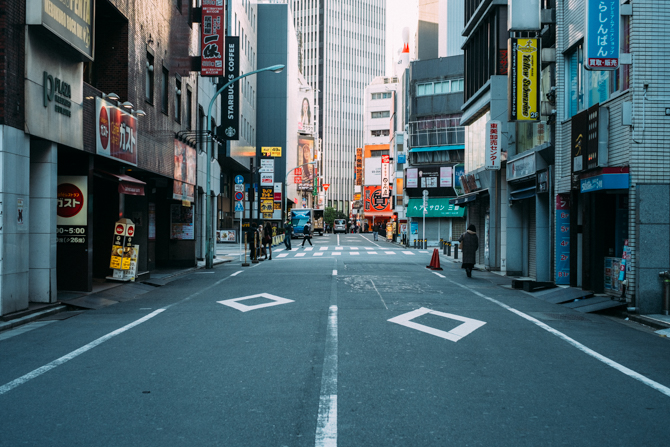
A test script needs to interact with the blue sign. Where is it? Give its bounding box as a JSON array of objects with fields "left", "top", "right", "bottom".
[
  {"left": 397, "top": 153, "right": 406, "bottom": 164},
  {"left": 234, "top": 202, "right": 244, "bottom": 212},
  {"left": 453, "top": 164, "right": 465, "bottom": 194},
  {"left": 234, "top": 175, "right": 244, "bottom": 184},
  {"left": 585, "top": 0, "right": 619, "bottom": 70},
  {"left": 410, "top": 221, "right": 418, "bottom": 235},
  {"left": 580, "top": 173, "right": 629, "bottom": 193}
]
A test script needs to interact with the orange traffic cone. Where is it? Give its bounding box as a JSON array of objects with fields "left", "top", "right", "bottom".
[{"left": 428, "top": 248, "right": 443, "bottom": 270}]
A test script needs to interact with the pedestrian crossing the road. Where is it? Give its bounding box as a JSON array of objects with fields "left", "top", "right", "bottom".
[{"left": 273, "top": 247, "right": 429, "bottom": 258}]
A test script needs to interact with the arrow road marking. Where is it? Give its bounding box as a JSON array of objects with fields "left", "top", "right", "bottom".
[{"left": 388, "top": 307, "right": 486, "bottom": 342}]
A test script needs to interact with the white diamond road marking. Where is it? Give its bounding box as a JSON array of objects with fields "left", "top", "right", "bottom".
[
  {"left": 218, "top": 293, "right": 294, "bottom": 312},
  {"left": 296, "top": 253, "right": 306, "bottom": 257},
  {"left": 402, "top": 251, "right": 415, "bottom": 255},
  {"left": 385, "top": 251, "right": 396, "bottom": 255},
  {"left": 332, "top": 252, "right": 341, "bottom": 256},
  {"left": 277, "top": 253, "right": 289, "bottom": 258},
  {"left": 350, "top": 252, "right": 359, "bottom": 255},
  {"left": 388, "top": 307, "right": 486, "bottom": 342},
  {"left": 314, "top": 252, "right": 324, "bottom": 256}
]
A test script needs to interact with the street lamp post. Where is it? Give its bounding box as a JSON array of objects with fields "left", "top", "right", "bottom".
[
  {"left": 205, "top": 64, "right": 285, "bottom": 269},
  {"left": 284, "top": 161, "right": 317, "bottom": 225}
]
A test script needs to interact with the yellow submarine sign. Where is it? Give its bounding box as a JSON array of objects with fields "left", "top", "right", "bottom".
[{"left": 509, "top": 38, "right": 540, "bottom": 122}]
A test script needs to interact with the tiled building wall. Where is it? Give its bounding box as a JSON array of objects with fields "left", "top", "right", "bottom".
[{"left": 0, "top": 0, "right": 25, "bottom": 129}]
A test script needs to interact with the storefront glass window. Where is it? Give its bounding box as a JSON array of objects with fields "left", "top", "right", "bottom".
[
  {"left": 517, "top": 66, "right": 553, "bottom": 153},
  {"left": 566, "top": 43, "right": 617, "bottom": 119},
  {"left": 465, "top": 111, "right": 490, "bottom": 172}
]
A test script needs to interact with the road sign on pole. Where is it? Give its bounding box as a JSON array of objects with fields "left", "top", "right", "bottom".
[
  {"left": 234, "top": 175, "right": 244, "bottom": 184},
  {"left": 235, "top": 202, "right": 244, "bottom": 212},
  {"left": 234, "top": 191, "right": 244, "bottom": 201}
]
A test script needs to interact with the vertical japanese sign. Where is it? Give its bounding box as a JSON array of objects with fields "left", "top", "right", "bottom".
[
  {"left": 173, "top": 140, "right": 196, "bottom": 202},
  {"left": 57, "top": 176, "right": 87, "bottom": 245},
  {"left": 355, "top": 148, "right": 363, "bottom": 186},
  {"left": 200, "top": 1, "right": 224, "bottom": 76},
  {"left": 509, "top": 38, "right": 540, "bottom": 122},
  {"left": 96, "top": 98, "right": 138, "bottom": 165},
  {"left": 381, "top": 155, "right": 390, "bottom": 198},
  {"left": 485, "top": 120, "right": 501, "bottom": 170},
  {"left": 585, "top": 0, "right": 619, "bottom": 70},
  {"left": 555, "top": 194, "right": 570, "bottom": 285},
  {"left": 221, "top": 36, "right": 239, "bottom": 140}
]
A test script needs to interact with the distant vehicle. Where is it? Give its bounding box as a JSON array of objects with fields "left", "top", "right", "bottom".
[
  {"left": 290, "top": 209, "right": 324, "bottom": 237},
  {"left": 333, "top": 218, "right": 347, "bottom": 234}
]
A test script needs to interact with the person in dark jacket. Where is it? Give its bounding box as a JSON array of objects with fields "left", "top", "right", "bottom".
[
  {"left": 302, "top": 220, "right": 313, "bottom": 246},
  {"left": 284, "top": 220, "right": 293, "bottom": 250},
  {"left": 263, "top": 222, "right": 273, "bottom": 260},
  {"left": 247, "top": 223, "right": 258, "bottom": 262},
  {"left": 458, "top": 224, "right": 479, "bottom": 277}
]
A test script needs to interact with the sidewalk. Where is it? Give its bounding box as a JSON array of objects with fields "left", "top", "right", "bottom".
[{"left": 0, "top": 256, "right": 233, "bottom": 333}]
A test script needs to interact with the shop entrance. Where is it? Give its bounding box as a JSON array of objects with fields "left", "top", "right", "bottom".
[{"left": 92, "top": 178, "right": 120, "bottom": 279}]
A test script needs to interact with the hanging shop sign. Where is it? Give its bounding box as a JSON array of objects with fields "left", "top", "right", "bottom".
[
  {"left": 381, "top": 155, "right": 390, "bottom": 198},
  {"left": 453, "top": 164, "right": 465, "bottom": 195},
  {"left": 26, "top": 0, "right": 94, "bottom": 60},
  {"left": 96, "top": 97, "right": 138, "bottom": 165},
  {"left": 261, "top": 147, "right": 282, "bottom": 157},
  {"left": 440, "top": 167, "right": 453, "bottom": 188},
  {"left": 355, "top": 148, "right": 363, "bottom": 186},
  {"left": 364, "top": 186, "right": 392, "bottom": 214},
  {"left": 508, "top": 0, "right": 541, "bottom": 31},
  {"left": 555, "top": 194, "right": 570, "bottom": 285},
  {"left": 507, "top": 152, "right": 536, "bottom": 181},
  {"left": 173, "top": 140, "right": 196, "bottom": 202},
  {"left": 406, "top": 168, "right": 418, "bottom": 188},
  {"left": 57, "top": 176, "right": 87, "bottom": 245},
  {"left": 260, "top": 159, "right": 274, "bottom": 173},
  {"left": 485, "top": 120, "right": 502, "bottom": 170},
  {"left": 571, "top": 108, "right": 589, "bottom": 174},
  {"left": 509, "top": 38, "right": 540, "bottom": 122},
  {"left": 298, "top": 137, "right": 315, "bottom": 190},
  {"left": 220, "top": 36, "right": 239, "bottom": 140},
  {"left": 585, "top": 0, "right": 619, "bottom": 70},
  {"left": 260, "top": 173, "right": 274, "bottom": 186},
  {"left": 200, "top": 1, "right": 225, "bottom": 76}
]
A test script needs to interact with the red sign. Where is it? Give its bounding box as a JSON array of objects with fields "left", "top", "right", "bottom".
[
  {"left": 57, "top": 183, "right": 84, "bottom": 219},
  {"left": 274, "top": 192, "right": 282, "bottom": 202},
  {"left": 115, "top": 224, "right": 125, "bottom": 235},
  {"left": 96, "top": 98, "right": 138, "bottom": 165},
  {"left": 235, "top": 191, "right": 244, "bottom": 201},
  {"left": 364, "top": 186, "right": 392, "bottom": 214},
  {"left": 127, "top": 225, "right": 135, "bottom": 237},
  {"left": 381, "top": 155, "right": 389, "bottom": 164},
  {"left": 201, "top": 2, "right": 224, "bottom": 76},
  {"left": 323, "top": 183, "right": 330, "bottom": 192}
]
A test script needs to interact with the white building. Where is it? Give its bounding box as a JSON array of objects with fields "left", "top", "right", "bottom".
[{"left": 283, "top": 0, "right": 387, "bottom": 213}]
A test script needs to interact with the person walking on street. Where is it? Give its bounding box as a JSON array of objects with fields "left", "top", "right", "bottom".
[
  {"left": 373, "top": 223, "right": 379, "bottom": 241},
  {"left": 284, "top": 220, "right": 293, "bottom": 250},
  {"left": 263, "top": 222, "right": 273, "bottom": 260},
  {"left": 459, "top": 224, "right": 479, "bottom": 278},
  {"left": 257, "top": 224, "right": 265, "bottom": 261},
  {"left": 247, "top": 222, "right": 257, "bottom": 262},
  {"left": 302, "top": 220, "right": 313, "bottom": 246}
]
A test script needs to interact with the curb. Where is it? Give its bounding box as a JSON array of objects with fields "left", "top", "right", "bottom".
[
  {"left": 0, "top": 305, "right": 68, "bottom": 333},
  {"left": 627, "top": 314, "right": 670, "bottom": 331}
]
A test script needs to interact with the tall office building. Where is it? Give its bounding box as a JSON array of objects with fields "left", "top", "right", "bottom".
[{"left": 274, "top": 0, "right": 386, "bottom": 213}]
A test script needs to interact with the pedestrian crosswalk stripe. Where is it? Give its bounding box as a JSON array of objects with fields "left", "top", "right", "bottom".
[
  {"left": 314, "top": 252, "right": 324, "bottom": 256},
  {"left": 335, "top": 247, "right": 343, "bottom": 250},
  {"left": 320, "top": 247, "right": 328, "bottom": 251},
  {"left": 296, "top": 253, "right": 306, "bottom": 257},
  {"left": 385, "top": 251, "right": 396, "bottom": 254},
  {"left": 278, "top": 253, "right": 289, "bottom": 258},
  {"left": 369, "top": 251, "right": 377, "bottom": 254},
  {"left": 419, "top": 251, "right": 429, "bottom": 254},
  {"left": 304, "top": 247, "right": 314, "bottom": 251},
  {"left": 332, "top": 252, "right": 341, "bottom": 255},
  {"left": 351, "top": 252, "right": 359, "bottom": 255},
  {"left": 364, "top": 247, "right": 373, "bottom": 250},
  {"left": 402, "top": 251, "right": 414, "bottom": 255},
  {"left": 350, "top": 247, "right": 358, "bottom": 250}
]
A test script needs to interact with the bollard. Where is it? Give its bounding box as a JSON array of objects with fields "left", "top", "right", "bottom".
[
  {"left": 443, "top": 240, "right": 447, "bottom": 255},
  {"left": 414, "top": 238, "right": 417, "bottom": 249},
  {"left": 661, "top": 271, "right": 670, "bottom": 315},
  {"left": 423, "top": 239, "right": 427, "bottom": 249},
  {"left": 242, "top": 234, "right": 250, "bottom": 267},
  {"left": 447, "top": 241, "right": 451, "bottom": 257},
  {"left": 454, "top": 242, "right": 459, "bottom": 260}
]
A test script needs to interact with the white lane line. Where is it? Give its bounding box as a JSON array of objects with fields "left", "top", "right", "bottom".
[
  {"left": 370, "top": 279, "right": 388, "bottom": 310},
  {"left": 315, "top": 305, "right": 338, "bottom": 447},
  {"left": 439, "top": 276, "right": 670, "bottom": 399},
  {"left": 402, "top": 251, "right": 415, "bottom": 255},
  {"left": 277, "top": 253, "right": 289, "bottom": 258},
  {"left": 332, "top": 252, "right": 341, "bottom": 256},
  {"left": 360, "top": 235, "right": 384, "bottom": 248},
  {"left": 296, "top": 253, "right": 306, "bottom": 257},
  {"left": 350, "top": 252, "right": 360, "bottom": 255},
  {"left": 432, "top": 272, "right": 446, "bottom": 278},
  {"left": 230, "top": 270, "right": 244, "bottom": 277},
  {"left": 0, "top": 309, "right": 165, "bottom": 396},
  {"left": 333, "top": 270, "right": 337, "bottom": 276},
  {"left": 337, "top": 234, "right": 340, "bottom": 246},
  {"left": 314, "top": 253, "right": 324, "bottom": 257},
  {"left": 419, "top": 251, "right": 429, "bottom": 254}
]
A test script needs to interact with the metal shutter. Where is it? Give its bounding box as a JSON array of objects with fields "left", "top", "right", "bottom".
[{"left": 529, "top": 199, "right": 537, "bottom": 279}]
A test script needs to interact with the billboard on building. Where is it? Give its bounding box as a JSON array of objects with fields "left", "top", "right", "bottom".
[
  {"left": 173, "top": 140, "right": 196, "bottom": 202},
  {"left": 298, "top": 93, "right": 314, "bottom": 134},
  {"left": 27, "top": 0, "right": 94, "bottom": 60},
  {"left": 364, "top": 186, "right": 392, "bottom": 214},
  {"left": 298, "top": 136, "right": 314, "bottom": 190},
  {"left": 96, "top": 97, "right": 138, "bottom": 165},
  {"left": 508, "top": 38, "right": 540, "bottom": 122},
  {"left": 355, "top": 148, "right": 363, "bottom": 186},
  {"left": 200, "top": 1, "right": 225, "bottom": 76},
  {"left": 364, "top": 157, "right": 382, "bottom": 185},
  {"left": 585, "top": 0, "right": 619, "bottom": 70}
]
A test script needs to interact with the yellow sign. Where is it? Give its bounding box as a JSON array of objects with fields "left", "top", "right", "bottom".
[
  {"left": 510, "top": 38, "right": 540, "bottom": 121},
  {"left": 263, "top": 213, "right": 273, "bottom": 219},
  {"left": 354, "top": 193, "right": 361, "bottom": 201},
  {"left": 110, "top": 245, "right": 123, "bottom": 269},
  {"left": 261, "top": 147, "right": 282, "bottom": 157},
  {"left": 261, "top": 200, "right": 274, "bottom": 213},
  {"left": 273, "top": 202, "right": 282, "bottom": 210}
]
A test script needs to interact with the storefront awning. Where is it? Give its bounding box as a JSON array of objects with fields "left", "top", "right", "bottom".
[
  {"left": 96, "top": 170, "right": 146, "bottom": 196},
  {"left": 409, "top": 144, "right": 465, "bottom": 152},
  {"left": 406, "top": 198, "right": 466, "bottom": 218},
  {"left": 580, "top": 173, "right": 629, "bottom": 193},
  {"left": 509, "top": 185, "right": 536, "bottom": 202},
  {"left": 449, "top": 191, "right": 480, "bottom": 206}
]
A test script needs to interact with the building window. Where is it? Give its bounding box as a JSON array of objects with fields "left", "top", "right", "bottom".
[
  {"left": 175, "top": 77, "right": 182, "bottom": 123},
  {"left": 416, "top": 79, "right": 464, "bottom": 96},
  {"left": 371, "top": 129, "right": 390, "bottom": 137},
  {"left": 371, "top": 111, "right": 390, "bottom": 119},
  {"left": 371, "top": 92, "right": 392, "bottom": 100},
  {"left": 565, "top": 43, "right": 615, "bottom": 119},
  {"left": 145, "top": 53, "right": 154, "bottom": 104},
  {"left": 186, "top": 88, "right": 192, "bottom": 131},
  {"left": 161, "top": 67, "right": 169, "bottom": 115},
  {"left": 370, "top": 149, "right": 390, "bottom": 157}
]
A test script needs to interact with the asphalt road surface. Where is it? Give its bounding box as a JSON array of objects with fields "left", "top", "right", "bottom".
[{"left": 1, "top": 233, "right": 670, "bottom": 446}]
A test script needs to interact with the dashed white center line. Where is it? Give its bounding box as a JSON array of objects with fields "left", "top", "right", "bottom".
[{"left": 230, "top": 271, "right": 244, "bottom": 277}]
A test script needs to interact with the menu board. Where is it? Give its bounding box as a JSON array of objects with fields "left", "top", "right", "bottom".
[
  {"left": 170, "top": 205, "right": 194, "bottom": 240},
  {"left": 604, "top": 257, "right": 623, "bottom": 295}
]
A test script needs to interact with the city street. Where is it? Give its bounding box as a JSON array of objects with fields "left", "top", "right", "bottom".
[{"left": 1, "top": 233, "right": 670, "bottom": 446}]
